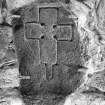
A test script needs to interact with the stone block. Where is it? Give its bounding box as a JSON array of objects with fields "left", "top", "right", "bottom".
[
  {"left": 57, "top": 7, "right": 74, "bottom": 25},
  {"left": 54, "top": 25, "right": 72, "bottom": 40},
  {"left": 40, "top": 35, "right": 57, "bottom": 64},
  {"left": 39, "top": 7, "right": 57, "bottom": 26},
  {"left": 57, "top": 41, "right": 81, "bottom": 65},
  {"left": 25, "top": 23, "right": 42, "bottom": 39}
]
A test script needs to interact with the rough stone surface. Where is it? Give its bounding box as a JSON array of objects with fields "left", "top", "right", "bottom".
[
  {"left": 39, "top": 7, "right": 57, "bottom": 26},
  {"left": 0, "top": 67, "right": 20, "bottom": 88},
  {"left": 57, "top": 7, "right": 74, "bottom": 25},
  {"left": 54, "top": 25, "right": 72, "bottom": 40},
  {"left": 27, "top": 39, "right": 40, "bottom": 66},
  {"left": 40, "top": 35, "right": 57, "bottom": 64},
  {"left": 12, "top": 1, "right": 82, "bottom": 104},
  {"left": 22, "top": 4, "right": 39, "bottom": 22},
  {"left": 57, "top": 40, "right": 80, "bottom": 65},
  {"left": 0, "top": 26, "right": 19, "bottom": 88},
  {"left": 25, "top": 23, "right": 42, "bottom": 39},
  {"left": 38, "top": 0, "right": 57, "bottom": 3}
]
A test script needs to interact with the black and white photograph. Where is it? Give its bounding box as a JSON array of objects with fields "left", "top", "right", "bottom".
[{"left": 0, "top": 0, "right": 104, "bottom": 105}]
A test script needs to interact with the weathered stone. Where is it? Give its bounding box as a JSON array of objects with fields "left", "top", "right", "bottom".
[
  {"left": 18, "top": 39, "right": 40, "bottom": 79},
  {"left": 10, "top": 1, "right": 83, "bottom": 101},
  {"left": 46, "top": 64, "right": 82, "bottom": 95},
  {"left": 0, "top": 28, "right": 8, "bottom": 62},
  {"left": 0, "top": 27, "right": 13, "bottom": 49},
  {"left": 0, "top": 47, "right": 18, "bottom": 65},
  {"left": 22, "top": 4, "right": 39, "bottom": 22},
  {"left": 60, "top": 0, "right": 70, "bottom": 4},
  {"left": 30, "top": 63, "right": 46, "bottom": 84},
  {"left": 57, "top": 40, "right": 81, "bottom": 65},
  {"left": 0, "top": 67, "right": 20, "bottom": 88},
  {"left": 45, "top": 64, "right": 62, "bottom": 94},
  {"left": 0, "top": 27, "right": 18, "bottom": 67},
  {"left": 96, "top": 0, "right": 105, "bottom": 33},
  {"left": 25, "top": 23, "right": 42, "bottom": 39},
  {"left": 38, "top": 0, "right": 57, "bottom": 3},
  {"left": 27, "top": 39, "right": 40, "bottom": 66},
  {"left": 40, "top": 35, "right": 57, "bottom": 64},
  {"left": 88, "top": 71, "right": 105, "bottom": 92},
  {"left": 57, "top": 7, "right": 74, "bottom": 25},
  {"left": 20, "top": 63, "right": 46, "bottom": 95},
  {"left": 45, "top": 64, "right": 53, "bottom": 81},
  {"left": 54, "top": 25, "right": 72, "bottom": 40},
  {"left": 39, "top": 7, "right": 57, "bottom": 26}
]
